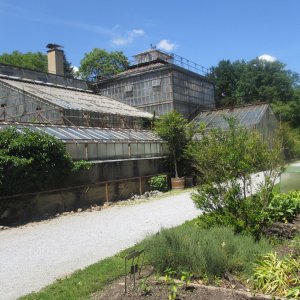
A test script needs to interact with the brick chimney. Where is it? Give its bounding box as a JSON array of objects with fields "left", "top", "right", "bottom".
[{"left": 47, "top": 44, "right": 64, "bottom": 76}]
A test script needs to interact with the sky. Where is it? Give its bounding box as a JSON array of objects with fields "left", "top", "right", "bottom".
[{"left": 0, "top": 0, "right": 300, "bottom": 73}]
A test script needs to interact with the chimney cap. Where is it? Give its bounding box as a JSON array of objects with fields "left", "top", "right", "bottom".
[{"left": 46, "top": 43, "right": 64, "bottom": 50}]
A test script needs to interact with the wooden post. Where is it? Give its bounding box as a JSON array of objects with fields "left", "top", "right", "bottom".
[
  {"left": 105, "top": 182, "right": 109, "bottom": 203},
  {"left": 139, "top": 177, "right": 142, "bottom": 195}
]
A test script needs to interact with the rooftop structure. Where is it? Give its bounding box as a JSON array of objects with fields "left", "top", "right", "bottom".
[
  {"left": 193, "top": 103, "right": 278, "bottom": 138},
  {"left": 0, "top": 77, "right": 152, "bottom": 129},
  {"left": 95, "top": 49, "right": 215, "bottom": 119},
  {"left": 0, "top": 62, "right": 88, "bottom": 90}
]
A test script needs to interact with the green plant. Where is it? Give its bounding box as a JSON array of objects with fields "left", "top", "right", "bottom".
[
  {"left": 252, "top": 252, "right": 300, "bottom": 297},
  {"left": 148, "top": 175, "right": 168, "bottom": 192},
  {"left": 180, "top": 271, "right": 192, "bottom": 289},
  {"left": 153, "top": 111, "right": 195, "bottom": 178},
  {"left": 267, "top": 193, "right": 299, "bottom": 223},
  {"left": 0, "top": 127, "right": 89, "bottom": 196},
  {"left": 187, "top": 117, "right": 284, "bottom": 239},
  {"left": 144, "top": 225, "right": 271, "bottom": 278},
  {"left": 164, "top": 268, "right": 179, "bottom": 300},
  {"left": 286, "top": 286, "right": 300, "bottom": 298},
  {"left": 139, "top": 278, "right": 152, "bottom": 296}
]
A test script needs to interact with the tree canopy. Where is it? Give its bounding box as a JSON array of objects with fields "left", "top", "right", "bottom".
[
  {"left": 208, "top": 58, "right": 297, "bottom": 107},
  {"left": 78, "top": 48, "right": 129, "bottom": 81},
  {"left": 0, "top": 50, "right": 75, "bottom": 78},
  {"left": 0, "top": 51, "right": 48, "bottom": 72},
  {"left": 153, "top": 111, "right": 194, "bottom": 178},
  {"left": 208, "top": 58, "right": 300, "bottom": 127}
]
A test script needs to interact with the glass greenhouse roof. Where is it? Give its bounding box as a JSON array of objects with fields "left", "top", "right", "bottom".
[
  {"left": 193, "top": 104, "right": 269, "bottom": 129},
  {"left": 0, "top": 123, "right": 162, "bottom": 143}
]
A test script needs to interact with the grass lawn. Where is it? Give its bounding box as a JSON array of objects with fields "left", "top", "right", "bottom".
[{"left": 20, "top": 246, "right": 141, "bottom": 300}]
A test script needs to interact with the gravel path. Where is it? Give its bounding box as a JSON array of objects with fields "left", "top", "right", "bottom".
[{"left": 0, "top": 190, "right": 199, "bottom": 300}]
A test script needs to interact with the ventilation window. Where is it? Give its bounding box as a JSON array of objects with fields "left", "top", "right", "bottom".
[
  {"left": 124, "top": 84, "right": 133, "bottom": 92},
  {"left": 152, "top": 79, "right": 161, "bottom": 87}
]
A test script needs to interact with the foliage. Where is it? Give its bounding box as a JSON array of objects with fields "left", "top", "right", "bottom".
[
  {"left": 252, "top": 252, "right": 300, "bottom": 298},
  {"left": 153, "top": 111, "right": 195, "bottom": 178},
  {"left": 278, "top": 122, "right": 300, "bottom": 160},
  {"left": 208, "top": 58, "right": 300, "bottom": 128},
  {"left": 163, "top": 267, "right": 179, "bottom": 300},
  {"left": 180, "top": 271, "right": 192, "bottom": 289},
  {"left": 267, "top": 191, "right": 300, "bottom": 223},
  {"left": 148, "top": 175, "right": 168, "bottom": 192},
  {"left": 21, "top": 255, "right": 125, "bottom": 300},
  {"left": 0, "top": 127, "right": 87, "bottom": 196},
  {"left": 138, "top": 278, "right": 152, "bottom": 296},
  {"left": 208, "top": 58, "right": 296, "bottom": 107},
  {"left": 143, "top": 225, "right": 271, "bottom": 278},
  {"left": 0, "top": 50, "right": 75, "bottom": 77},
  {"left": 0, "top": 50, "right": 48, "bottom": 72},
  {"left": 62, "top": 53, "right": 75, "bottom": 78},
  {"left": 187, "top": 118, "right": 283, "bottom": 239},
  {"left": 79, "top": 48, "right": 129, "bottom": 81}
]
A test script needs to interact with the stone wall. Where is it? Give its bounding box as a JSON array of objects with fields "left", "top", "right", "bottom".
[{"left": 0, "top": 157, "right": 165, "bottom": 225}]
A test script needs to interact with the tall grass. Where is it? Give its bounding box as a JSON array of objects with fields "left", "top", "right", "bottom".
[{"left": 143, "top": 225, "right": 271, "bottom": 277}]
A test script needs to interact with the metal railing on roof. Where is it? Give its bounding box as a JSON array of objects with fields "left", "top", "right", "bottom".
[{"left": 128, "top": 49, "right": 209, "bottom": 76}]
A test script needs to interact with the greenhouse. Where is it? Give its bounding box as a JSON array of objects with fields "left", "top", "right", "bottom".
[
  {"left": 193, "top": 103, "right": 278, "bottom": 139},
  {"left": 280, "top": 162, "right": 300, "bottom": 193},
  {"left": 0, "top": 122, "right": 168, "bottom": 161}
]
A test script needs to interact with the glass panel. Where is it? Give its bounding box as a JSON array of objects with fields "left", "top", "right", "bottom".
[
  {"left": 106, "top": 143, "right": 116, "bottom": 159},
  {"left": 130, "top": 143, "right": 138, "bottom": 157},
  {"left": 87, "top": 143, "right": 98, "bottom": 160},
  {"left": 115, "top": 143, "right": 123, "bottom": 157}
]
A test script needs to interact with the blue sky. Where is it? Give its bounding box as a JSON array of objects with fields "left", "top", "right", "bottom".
[{"left": 1, "top": 0, "right": 300, "bottom": 73}]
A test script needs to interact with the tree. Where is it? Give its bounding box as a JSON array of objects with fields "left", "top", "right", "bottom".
[
  {"left": 208, "top": 58, "right": 296, "bottom": 108},
  {"left": 63, "top": 53, "right": 75, "bottom": 78},
  {"left": 0, "top": 51, "right": 48, "bottom": 72},
  {"left": 153, "top": 111, "right": 194, "bottom": 178},
  {"left": 79, "top": 48, "right": 129, "bottom": 81},
  {"left": 0, "top": 50, "right": 75, "bottom": 78},
  {"left": 187, "top": 118, "right": 283, "bottom": 239}
]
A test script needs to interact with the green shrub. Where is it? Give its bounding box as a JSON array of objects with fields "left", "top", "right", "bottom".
[
  {"left": 252, "top": 252, "right": 300, "bottom": 297},
  {"left": 147, "top": 175, "right": 168, "bottom": 192},
  {"left": 267, "top": 191, "right": 300, "bottom": 223},
  {"left": 143, "top": 225, "right": 271, "bottom": 278},
  {"left": 0, "top": 127, "right": 89, "bottom": 196}
]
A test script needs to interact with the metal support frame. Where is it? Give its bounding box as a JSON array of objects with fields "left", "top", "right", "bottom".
[{"left": 124, "top": 249, "right": 145, "bottom": 293}]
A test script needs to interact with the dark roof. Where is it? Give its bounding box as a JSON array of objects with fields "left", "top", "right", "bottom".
[
  {"left": 193, "top": 104, "right": 270, "bottom": 129},
  {"left": 0, "top": 78, "right": 153, "bottom": 118}
]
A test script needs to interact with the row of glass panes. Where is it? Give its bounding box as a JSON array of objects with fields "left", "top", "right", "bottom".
[{"left": 66, "top": 142, "right": 168, "bottom": 161}]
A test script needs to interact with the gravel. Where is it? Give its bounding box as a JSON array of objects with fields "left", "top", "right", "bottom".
[
  {"left": 0, "top": 190, "right": 199, "bottom": 300},
  {"left": 0, "top": 172, "right": 274, "bottom": 300}
]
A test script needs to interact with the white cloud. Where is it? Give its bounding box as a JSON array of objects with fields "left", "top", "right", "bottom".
[
  {"left": 157, "top": 39, "right": 176, "bottom": 51},
  {"left": 258, "top": 54, "right": 277, "bottom": 62},
  {"left": 72, "top": 66, "right": 79, "bottom": 72},
  {"left": 111, "top": 29, "right": 145, "bottom": 46}
]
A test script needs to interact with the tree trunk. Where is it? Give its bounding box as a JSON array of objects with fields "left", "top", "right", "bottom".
[{"left": 173, "top": 149, "right": 179, "bottom": 178}]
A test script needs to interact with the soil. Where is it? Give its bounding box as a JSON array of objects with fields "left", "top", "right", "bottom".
[
  {"left": 91, "top": 267, "right": 286, "bottom": 300},
  {"left": 92, "top": 215, "right": 300, "bottom": 300}
]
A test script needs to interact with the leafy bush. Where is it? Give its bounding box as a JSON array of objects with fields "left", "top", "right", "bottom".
[
  {"left": 153, "top": 111, "right": 195, "bottom": 178},
  {"left": 0, "top": 127, "right": 89, "bottom": 196},
  {"left": 253, "top": 252, "right": 300, "bottom": 298},
  {"left": 188, "top": 118, "right": 284, "bottom": 239},
  {"left": 147, "top": 175, "right": 168, "bottom": 192},
  {"left": 267, "top": 192, "right": 300, "bottom": 223},
  {"left": 143, "top": 225, "right": 271, "bottom": 278}
]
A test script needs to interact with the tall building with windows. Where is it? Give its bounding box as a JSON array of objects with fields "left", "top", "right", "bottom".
[{"left": 95, "top": 49, "right": 215, "bottom": 119}]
